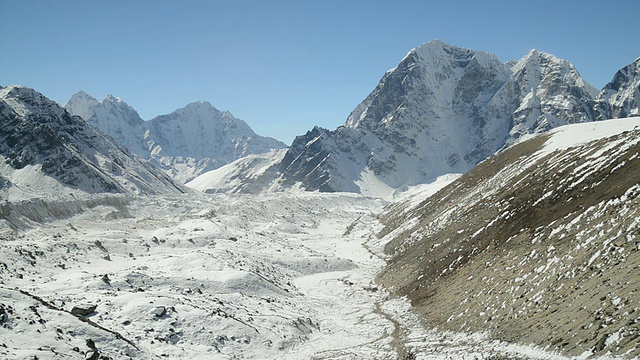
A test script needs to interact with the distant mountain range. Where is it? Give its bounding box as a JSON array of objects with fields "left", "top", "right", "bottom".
[
  {"left": 65, "top": 92, "right": 287, "bottom": 183},
  {"left": 0, "top": 85, "right": 186, "bottom": 200},
  {"left": 2, "top": 40, "right": 638, "bottom": 198},
  {"left": 192, "top": 40, "right": 639, "bottom": 196}
]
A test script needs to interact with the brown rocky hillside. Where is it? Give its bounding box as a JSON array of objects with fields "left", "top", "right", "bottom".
[{"left": 377, "top": 118, "right": 640, "bottom": 358}]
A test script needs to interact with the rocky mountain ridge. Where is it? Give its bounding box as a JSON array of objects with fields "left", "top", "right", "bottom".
[
  {"left": 596, "top": 57, "right": 640, "bottom": 120},
  {"left": 0, "top": 85, "right": 187, "bottom": 200},
  {"left": 65, "top": 92, "right": 287, "bottom": 183}
]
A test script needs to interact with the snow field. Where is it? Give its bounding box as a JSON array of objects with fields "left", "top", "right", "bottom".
[
  {"left": 1, "top": 193, "right": 399, "bottom": 359},
  {"left": 0, "top": 190, "right": 581, "bottom": 359}
]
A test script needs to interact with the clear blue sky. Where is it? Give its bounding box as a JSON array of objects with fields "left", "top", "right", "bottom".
[{"left": 1, "top": 0, "right": 638, "bottom": 145}]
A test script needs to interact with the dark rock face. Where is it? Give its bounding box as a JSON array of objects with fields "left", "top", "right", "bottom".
[
  {"left": 0, "top": 89, "right": 99, "bottom": 178},
  {"left": 280, "top": 127, "right": 335, "bottom": 192},
  {"left": 0, "top": 304, "right": 10, "bottom": 324},
  {"left": 86, "top": 338, "right": 96, "bottom": 350},
  {"left": 71, "top": 304, "right": 97, "bottom": 316}
]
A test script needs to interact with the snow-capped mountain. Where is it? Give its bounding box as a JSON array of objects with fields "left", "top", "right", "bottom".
[
  {"left": 595, "top": 56, "right": 640, "bottom": 120},
  {"left": 377, "top": 117, "right": 640, "bottom": 358},
  {"left": 500, "top": 49, "right": 599, "bottom": 143},
  {"left": 65, "top": 93, "right": 287, "bottom": 183},
  {"left": 148, "top": 101, "right": 287, "bottom": 182},
  {"left": 63, "top": 90, "right": 101, "bottom": 121},
  {"left": 278, "top": 40, "right": 601, "bottom": 194},
  {"left": 0, "top": 85, "right": 186, "bottom": 200},
  {"left": 81, "top": 94, "right": 148, "bottom": 157}
]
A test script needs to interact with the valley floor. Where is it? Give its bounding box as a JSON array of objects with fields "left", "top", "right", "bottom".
[{"left": 0, "top": 192, "right": 609, "bottom": 359}]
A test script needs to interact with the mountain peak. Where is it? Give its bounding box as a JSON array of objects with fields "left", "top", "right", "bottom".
[
  {"left": 65, "top": 90, "right": 101, "bottom": 120},
  {"left": 526, "top": 48, "right": 560, "bottom": 61},
  {"left": 409, "top": 39, "right": 502, "bottom": 71},
  {"left": 164, "top": 101, "right": 225, "bottom": 123},
  {"left": 97, "top": 94, "right": 140, "bottom": 118},
  {"left": 513, "top": 49, "right": 565, "bottom": 71},
  {"left": 65, "top": 91, "right": 287, "bottom": 183},
  {"left": 416, "top": 38, "right": 446, "bottom": 49},
  {"left": 596, "top": 56, "right": 640, "bottom": 119},
  {"left": 73, "top": 90, "right": 93, "bottom": 98},
  {"left": 510, "top": 49, "right": 598, "bottom": 99},
  {"left": 1, "top": 84, "right": 38, "bottom": 98},
  {"left": 346, "top": 39, "right": 509, "bottom": 131},
  {"left": 182, "top": 100, "right": 218, "bottom": 112},
  {"left": 104, "top": 94, "right": 123, "bottom": 103},
  {"left": 1, "top": 85, "right": 69, "bottom": 119},
  {"left": 412, "top": 39, "right": 458, "bottom": 57}
]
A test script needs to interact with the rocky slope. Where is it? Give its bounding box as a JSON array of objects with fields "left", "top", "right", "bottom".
[
  {"left": 277, "top": 40, "right": 601, "bottom": 194},
  {"left": 376, "top": 117, "right": 640, "bottom": 358},
  {"left": 0, "top": 85, "right": 186, "bottom": 200},
  {"left": 65, "top": 93, "right": 287, "bottom": 183},
  {"left": 595, "top": 57, "right": 640, "bottom": 120}
]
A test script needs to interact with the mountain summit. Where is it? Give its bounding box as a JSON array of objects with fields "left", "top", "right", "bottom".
[
  {"left": 64, "top": 90, "right": 101, "bottom": 120},
  {"left": 65, "top": 93, "right": 287, "bottom": 182},
  {"left": 278, "top": 40, "right": 601, "bottom": 195}
]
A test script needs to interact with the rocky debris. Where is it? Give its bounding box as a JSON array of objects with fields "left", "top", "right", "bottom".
[
  {"left": 154, "top": 328, "right": 183, "bottom": 344},
  {"left": 293, "top": 317, "right": 320, "bottom": 334},
  {"left": 101, "top": 274, "right": 111, "bottom": 285},
  {"left": 0, "top": 304, "right": 11, "bottom": 324},
  {"left": 94, "top": 240, "right": 107, "bottom": 252},
  {"left": 215, "top": 334, "right": 250, "bottom": 346},
  {"left": 86, "top": 338, "right": 96, "bottom": 350},
  {"left": 363, "top": 284, "right": 378, "bottom": 292},
  {"left": 71, "top": 304, "right": 97, "bottom": 316},
  {"left": 154, "top": 306, "right": 167, "bottom": 318},
  {"left": 2, "top": 187, "right": 576, "bottom": 359}
]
